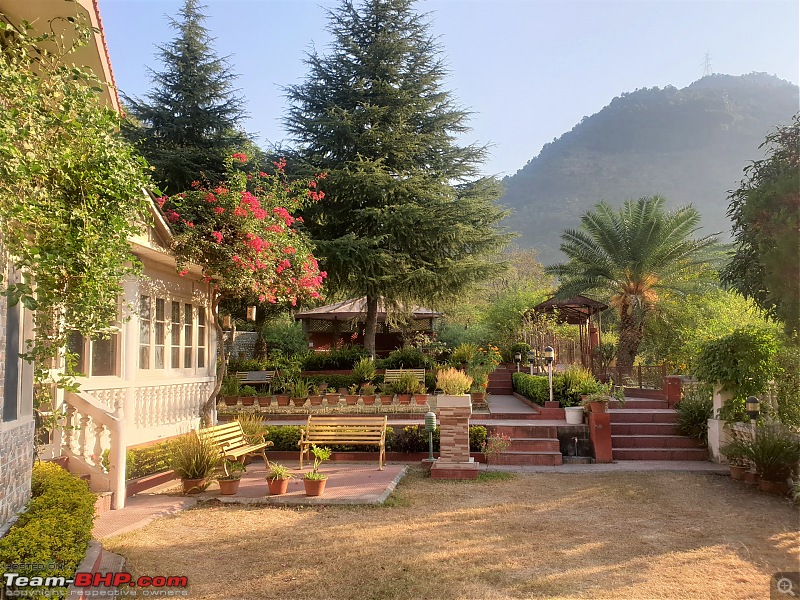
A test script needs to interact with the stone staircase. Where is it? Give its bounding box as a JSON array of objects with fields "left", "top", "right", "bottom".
[
  {"left": 609, "top": 397, "right": 707, "bottom": 461},
  {"left": 481, "top": 422, "right": 563, "bottom": 466},
  {"left": 487, "top": 366, "right": 514, "bottom": 394}
]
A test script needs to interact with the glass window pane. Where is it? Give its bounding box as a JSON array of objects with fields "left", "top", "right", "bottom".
[
  {"left": 139, "top": 346, "right": 150, "bottom": 370},
  {"left": 155, "top": 298, "right": 165, "bottom": 321},
  {"left": 92, "top": 335, "right": 117, "bottom": 377},
  {"left": 67, "top": 331, "right": 86, "bottom": 374},
  {"left": 155, "top": 322, "right": 165, "bottom": 345},
  {"left": 198, "top": 348, "right": 205, "bottom": 369},
  {"left": 154, "top": 346, "right": 164, "bottom": 369},
  {"left": 184, "top": 303, "right": 193, "bottom": 368}
]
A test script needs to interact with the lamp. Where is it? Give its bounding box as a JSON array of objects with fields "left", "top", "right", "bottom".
[
  {"left": 222, "top": 315, "right": 232, "bottom": 329},
  {"left": 246, "top": 306, "right": 256, "bottom": 321},
  {"left": 745, "top": 396, "right": 760, "bottom": 421},
  {"left": 544, "top": 346, "right": 555, "bottom": 404},
  {"left": 528, "top": 350, "right": 535, "bottom": 376},
  {"left": 424, "top": 411, "right": 437, "bottom": 460},
  {"left": 514, "top": 352, "right": 522, "bottom": 372}
]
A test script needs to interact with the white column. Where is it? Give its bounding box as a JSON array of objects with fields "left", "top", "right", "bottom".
[{"left": 708, "top": 384, "right": 732, "bottom": 462}]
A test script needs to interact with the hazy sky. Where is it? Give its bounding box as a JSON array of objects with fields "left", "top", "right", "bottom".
[{"left": 100, "top": 0, "right": 799, "bottom": 178}]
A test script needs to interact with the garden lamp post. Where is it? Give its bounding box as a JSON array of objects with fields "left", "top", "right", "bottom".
[
  {"left": 424, "top": 411, "right": 437, "bottom": 460},
  {"left": 514, "top": 352, "right": 522, "bottom": 372},
  {"left": 246, "top": 305, "right": 257, "bottom": 321},
  {"left": 544, "top": 346, "right": 555, "bottom": 404},
  {"left": 528, "top": 350, "right": 535, "bottom": 376},
  {"left": 746, "top": 396, "right": 760, "bottom": 423}
]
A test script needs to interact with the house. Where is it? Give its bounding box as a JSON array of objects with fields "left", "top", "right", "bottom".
[{"left": 0, "top": 0, "right": 216, "bottom": 520}]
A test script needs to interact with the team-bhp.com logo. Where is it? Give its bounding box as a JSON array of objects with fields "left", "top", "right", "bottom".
[{"left": 3, "top": 572, "right": 188, "bottom": 597}]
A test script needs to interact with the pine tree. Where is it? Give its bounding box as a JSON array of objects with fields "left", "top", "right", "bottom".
[
  {"left": 123, "top": 0, "right": 245, "bottom": 193},
  {"left": 285, "top": 0, "right": 511, "bottom": 354}
]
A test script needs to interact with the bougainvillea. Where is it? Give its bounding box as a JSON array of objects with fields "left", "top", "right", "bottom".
[{"left": 159, "top": 154, "right": 326, "bottom": 307}]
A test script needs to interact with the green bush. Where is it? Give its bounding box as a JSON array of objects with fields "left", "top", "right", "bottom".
[
  {"left": 102, "top": 440, "right": 174, "bottom": 481},
  {"left": 775, "top": 344, "right": 800, "bottom": 429},
  {"left": 0, "top": 463, "right": 95, "bottom": 595},
  {"left": 382, "top": 347, "right": 434, "bottom": 369},
  {"left": 302, "top": 346, "right": 369, "bottom": 370},
  {"left": 469, "top": 425, "right": 487, "bottom": 452},
  {"left": 304, "top": 373, "right": 361, "bottom": 391},
  {"left": 513, "top": 373, "right": 549, "bottom": 404},
  {"left": 261, "top": 315, "right": 308, "bottom": 357},
  {"left": 504, "top": 341, "right": 531, "bottom": 364},
  {"left": 227, "top": 357, "right": 269, "bottom": 372},
  {"left": 512, "top": 372, "right": 589, "bottom": 407},
  {"left": 675, "top": 387, "right": 713, "bottom": 445},
  {"left": 265, "top": 425, "right": 303, "bottom": 451}
]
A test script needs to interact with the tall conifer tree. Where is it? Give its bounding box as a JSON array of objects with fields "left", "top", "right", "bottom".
[
  {"left": 123, "top": 0, "right": 245, "bottom": 193},
  {"left": 285, "top": 0, "right": 511, "bottom": 354}
]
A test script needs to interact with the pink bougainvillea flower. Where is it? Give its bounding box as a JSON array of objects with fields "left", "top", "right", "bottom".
[
  {"left": 232, "top": 152, "right": 248, "bottom": 163},
  {"left": 211, "top": 231, "right": 223, "bottom": 244}
]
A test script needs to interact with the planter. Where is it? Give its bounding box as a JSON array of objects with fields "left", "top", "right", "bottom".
[
  {"left": 565, "top": 406, "right": 584, "bottom": 425},
  {"left": 304, "top": 477, "right": 327, "bottom": 496},
  {"left": 345, "top": 395, "right": 359, "bottom": 406},
  {"left": 181, "top": 478, "right": 207, "bottom": 494},
  {"left": 218, "top": 478, "right": 241, "bottom": 496},
  {"left": 223, "top": 396, "right": 239, "bottom": 406},
  {"left": 729, "top": 465, "right": 748, "bottom": 481},
  {"left": 587, "top": 401, "right": 607, "bottom": 414},
  {"left": 267, "top": 478, "right": 290, "bottom": 495},
  {"left": 309, "top": 395, "right": 323, "bottom": 406},
  {"left": 275, "top": 394, "right": 290, "bottom": 407},
  {"left": 743, "top": 470, "right": 759, "bottom": 485},
  {"left": 362, "top": 395, "right": 377, "bottom": 406},
  {"left": 757, "top": 478, "right": 790, "bottom": 494},
  {"left": 291, "top": 397, "right": 308, "bottom": 408},
  {"left": 470, "top": 392, "right": 486, "bottom": 403},
  {"left": 325, "top": 394, "right": 340, "bottom": 405},
  {"left": 413, "top": 393, "right": 428, "bottom": 406},
  {"left": 240, "top": 396, "right": 256, "bottom": 407},
  {"left": 257, "top": 396, "right": 272, "bottom": 407},
  {"left": 397, "top": 394, "right": 412, "bottom": 405},
  {"left": 380, "top": 395, "right": 394, "bottom": 405}
]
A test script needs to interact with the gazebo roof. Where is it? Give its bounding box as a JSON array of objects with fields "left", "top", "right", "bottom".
[
  {"left": 530, "top": 295, "right": 608, "bottom": 325},
  {"left": 294, "top": 297, "right": 442, "bottom": 322}
]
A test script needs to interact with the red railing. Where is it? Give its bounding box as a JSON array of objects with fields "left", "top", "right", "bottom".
[{"left": 596, "top": 365, "right": 667, "bottom": 390}]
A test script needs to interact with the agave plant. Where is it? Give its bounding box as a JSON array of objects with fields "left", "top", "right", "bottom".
[{"left": 170, "top": 434, "right": 220, "bottom": 480}]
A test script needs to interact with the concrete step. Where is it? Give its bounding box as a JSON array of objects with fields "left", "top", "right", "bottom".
[
  {"left": 611, "top": 422, "right": 680, "bottom": 435},
  {"left": 508, "top": 437, "right": 562, "bottom": 452},
  {"left": 487, "top": 424, "right": 559, "bottom": 438},
  {"left": 609, "top": 409, "right": 677, "bottom": 423},
  {"left": 611, "top": 435, "right": 703, "bottom": 449},
  {"left": 491, "top": 451, "right": 563, "bottom": 466},
  {"left": 487, "top": 412, "right": 541, "bottom": 420},
  {"left": 609, "top": 398, "right": 669, "bottom": 410},
  {"left": 94, "top": 491, "right": 113, "bottom": 514},
  {"left": 612, "top": 447, "right": 709, "bottom": 461}
]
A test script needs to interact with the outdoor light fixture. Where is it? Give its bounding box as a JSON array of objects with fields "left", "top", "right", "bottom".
[
  {"left": 222, "top": 315, "right": 232, "bottom": 329},
  {"left": 514, "top": 352, "right": 522, "bottom": 372},
  {"left": 528, "top": 350, "right": 535, "bottom": 375},
  {"left": 746, "top": 396, "right": 761, "bottom": 421},
  {"left": 246, "top": 306, "right": 256, "bottom": 321},
  {"left": 424, "top": 411, "right": 437, "bottom": 460},
  {"left": 544, "top": 346, "right": 555, "bottom": 404}
]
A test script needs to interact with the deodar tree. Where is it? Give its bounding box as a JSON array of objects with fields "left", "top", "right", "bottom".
[{"left": 159, "top": 154, "right": 326, "bottom": 420}]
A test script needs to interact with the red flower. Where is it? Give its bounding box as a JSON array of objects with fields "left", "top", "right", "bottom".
[
  {"left": 213, "top": 206, "right": 225, "bottom": 214},
  {"left": 232, "top": 152, "right": 248, "bottom": 163},
  {"left": 211, "top": 231, "right": 223, "bottom": 244}
]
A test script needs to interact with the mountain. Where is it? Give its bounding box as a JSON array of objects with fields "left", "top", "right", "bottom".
[{"left": 499, "top": 73, "right": 799, "bottom": 265}]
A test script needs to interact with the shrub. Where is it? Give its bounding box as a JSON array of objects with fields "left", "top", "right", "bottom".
[
  {"left": 301, "top": 346, "right": 369, "bottom": 370},
  {"left": 0, "top": 463, "right": 96, "bottom": 595},
  {"left": 675, "top": 388, "right": 713, "bottom": 445},
  {"left": 746, "top": 424, "right": 800, "bottom": 481},
  {"left": 170, "top": 434, "right": 220, "bottom": 480},
  {"left": 469, "top": 425, "right": 487, "bottom": 452},
  {"left": 774, "top": 344, "right": 800, "bottom": 429},
  {"left": 352, "top": 357, "right": 377, "bottom": 382},
  {"left": 305, "top": 373, "right": 360, "bottom": 392},
  {"left": 102, "top": 439, "right": 175, "bottom": 480},
  {"left": 436, "top": 367, "right": 473, "bottom": 395},
  {"left": 236, "top": 413, "right": 270, "bottom": 445},
  {"left": 227, "top": 357, "right": 268, "bottom": 372},
  {"left": 451, "top": 343, "right": 479, "bottom": 365},
  {"left": 383, "top": 347, "right": 433, "bottom": 369},
  {"left": 261, "top": 314, "right": 308, "bottom": 357},
  {"left": 512, "top": 373, "right": 549, "bottom": 404},
  {"left": 504, "top": 341, "right": 531, "bottom": 364},
  {"left": 265, "top": 425, "right": 303, "bottom": 451}
]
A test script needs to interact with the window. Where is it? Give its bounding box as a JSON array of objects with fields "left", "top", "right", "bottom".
[
  {"left": 3, "top": 296, "right": 20, "bottom": 421},
  {"left": 171, "top": 301, "right": 181, "bottom": 368},
  {"left": 66, "top": 331, "right": 118, "bottom": 377},
  {"left": 139, "top": 295, "right": 151, "bottom": 369},
  {"left": 184, "top": 303, "right": 193, "bottom": 369},
  {"left": 197, "top": 309, "right": 206, "bottom": 369},
  {"left": 154, "top": 298, "right": 165, "bottom": 369}
]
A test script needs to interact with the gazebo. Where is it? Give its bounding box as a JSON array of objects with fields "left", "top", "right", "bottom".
[
  {"left": 528, "top": 295, "right": 609, "bottom": 370},
  {"left": 295, "top": 297, "right": 442, "bottom": 356}
]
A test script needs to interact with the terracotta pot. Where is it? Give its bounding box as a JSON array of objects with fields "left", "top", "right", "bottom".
[
  {"left": 304, "top": 477, "right": 327, "bottom": 496},
  {"left": 218, "top": 478, "right": 241, "bottom": 496},
  {"left": 345, "top": 395, "right": 359, "bottom": 405},
  {"left": 223, "top": 396, "right": 239, "bottom": 406},
  {"left": 413, "top": 393, "right": 428, "bottom": 405},
  {"left": 181, "top": 478, "right": 207, "bottom": 494},
  {"left": 275, "top": 394, "right": 290, "bottom": 407},
  {"left": 240, "top": 396, "right": 255, "bottom": 407},
  {"left": 380, "top": 395, "right": 394, "bottom": 405},
  {"left": 743, "top": 470, "right": 759, "bottom": 484},
  {"left": 267, "top": 478, "right": 290, "bottom": 495},
  {"left": 587, "top": 401, "right": 607, "bottom": 413},
  {"left": 471, "top": 392, "right": 486, "bottom": 403},
  {"left": 729, "top": 465, "right": 748, "bottom": 481},
  {"left": 757, "top": 478, "right": 790, "bottom": 494},
  {"left": 361, "top": 395, "right": 376, "bottom": 406},
  {"left": 325, "top": 394, "right": 340, "bottom": 405},
  {"left": 291, "top": 397, "right": 308, "bottom": 408},
  {"left": 397, "top": 394, "right": 412, "bottom": 405},
  {"left": 309, "top": 395, "right": 323, "bottom": 406},
  {"left": 258, "top": 396, "right": 272, "bottom": 407}
]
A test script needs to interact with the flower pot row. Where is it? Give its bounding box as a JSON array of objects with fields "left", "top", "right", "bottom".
[
  {"left": 727, "top": 465, "right": 792, "bottom": 494},
  {"left": 222, "top": 393, "right": 431, "bottom": 407}
]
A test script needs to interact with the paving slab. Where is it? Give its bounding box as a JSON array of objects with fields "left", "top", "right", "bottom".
[{"left": 93, "top": 495, "right": 198, "bottom": 540}]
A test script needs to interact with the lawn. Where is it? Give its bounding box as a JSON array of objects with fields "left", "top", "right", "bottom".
[{"left": 104, "top": 470, "right": 798, "bottom": 599}]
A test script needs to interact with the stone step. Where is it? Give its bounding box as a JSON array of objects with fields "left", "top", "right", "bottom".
[
  {"left": 487, "top": 424, "right": 559, "bottom": 438},
  {"left": 491, "top": 451, "right": 563, "bottom": 466},
  {"left": 609, "top": 398, "right": 669, "bottom": 410},
  {"left": 508, "top": 437, "right": 562, "bottom": 452},
  {"left": 612, "top": 447, "right": 709, "bottom": 461},
  {"left": 94, "top": 491, "right": 114, "bottom": 515},
  {"left": 609, "top": 409, "right": 677, "bottom": 423},
  {"left": 611, "top": 435, "right": 703, "bottom": 449},
  {"left": 487, "top": 412, "right": 541, "bottom": 420},
  {"left": 611, "top": 423, "right": 680, "bottom": 435}
]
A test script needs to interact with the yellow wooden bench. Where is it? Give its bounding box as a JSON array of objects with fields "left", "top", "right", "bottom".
[
  {"left": 197, "top": 421, "right": 273, "bottom": 467},
  {"left": 299, "top": 415, "right": 388, "bottom": 470},
  {"left": 383, "top": 368, "right": 426, "bottom": 386}
]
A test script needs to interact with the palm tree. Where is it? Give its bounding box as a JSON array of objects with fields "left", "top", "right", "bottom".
[{"left": 546, "top": 196, "right": 718, "bottom": 368}]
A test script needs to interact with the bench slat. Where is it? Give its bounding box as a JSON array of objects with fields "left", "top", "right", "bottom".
[{"left": 299, "top": 414, "right": 387, "bottom": 470}]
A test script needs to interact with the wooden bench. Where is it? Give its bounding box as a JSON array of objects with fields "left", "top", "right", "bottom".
[
  {"left": 234, "top": 370, "right": 275, "bottom": 385},
  {"left": 197, "top": 421, "right": 273, "bottom": 468},
  {"left": 299, "top": 415, "right": 388, "bottom": 470},
  {"left": 383, "top": 368, "right": 426, "bottom": 386}
]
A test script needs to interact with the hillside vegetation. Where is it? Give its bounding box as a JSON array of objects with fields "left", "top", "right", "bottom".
[{"left": 500, "top": 73, "right": 798, "bottom": 264}]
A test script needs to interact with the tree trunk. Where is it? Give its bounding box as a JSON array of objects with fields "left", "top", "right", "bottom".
[
  {"left": 363, "top": 294, "right": 378, "bottom": 358},
  {"left": 616, "top": 304, "right": 643, "bottom": 370},
  {"left": 201, "top": 294, "right": 224, "bottom": 426}
]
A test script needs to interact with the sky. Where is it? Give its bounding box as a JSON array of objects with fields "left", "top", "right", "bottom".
[{"left": 100, "top": 0, "right": 799, "bottom": 178}]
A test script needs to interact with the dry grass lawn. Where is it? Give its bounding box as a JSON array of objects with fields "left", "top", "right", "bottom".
[{"left": 104, "top": 471, "right": 799, "bottom": 600}]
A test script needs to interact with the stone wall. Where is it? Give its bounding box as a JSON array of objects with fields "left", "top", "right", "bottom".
[{"left": 0, "top": 418, "right": 35, "bottom": 536}]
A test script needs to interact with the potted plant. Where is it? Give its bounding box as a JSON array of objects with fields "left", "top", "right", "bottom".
[
  {"left": 303, "top": 444, "right": 331, "bottom": 496},
  {"left": 344, "top": 383, "right": 360, "bottom": 405},
  {"left": 437, "top": 367, "right": 473, "bottom": 397},
  {"left": 360, "top": 383, "right": 377, "bottom": 406},
  {"left": 720, "top": 438, "right": 751, "bottom": 481},
  {"left": 289, "top": 378, "right": 310, "bottom": 407},
  {"left": 273, "top": 375, "right": 292, "bottom": 406},
  {"left": 171, "top": 434, "right": 220, "bottom": 494},
  {"left": 466, "top": 369, "right": 488, "bottom": 404},
  {"left": 379, "top": 382, "right": 394, "bottom": 405},
  {"left": 239, "top": 385, "right": 257, "bottom": 407},
  {"left": 325, "top": 387, "right": 340, "bottom": 405},
  {"left": 393, "top": 372, "right": 420, "bottom": 405},
  {"left": 218, "top": 459, "right": 246, "bottom": 495},
  {"left": 747, "top": 424, "right": 800, "bottom": 493},
  {"left": 413, "top": 380, "right": 428, "bottom": 405},
  {"left": 308, "top": 383, "right": 324, "bottom": 406},
  {"left": 581, "top": 381, "right": 625, "bottom": 413},
  {"left": 570, "top": 379, "right": 600, "bottom": 401},
  {"left": 257, "top": 386, "right": 272, "bottom": 407},
  {"left": 220, "top": 376, "right": 241, "bottom": 406},
  {"left": 266, "top": 463, "right": 294, "bottom": 495},
  {"left": 352, "top": 357, "right": 376, "bottom": 384}
]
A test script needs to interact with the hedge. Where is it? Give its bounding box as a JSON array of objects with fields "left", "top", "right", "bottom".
[
  {"left": 101, "top": 439, "right": 174, "bottom": 480},
  {"left": 512, "top": 372, "right": 583, "bottom": 407},
  {"left": 0, "top": 463, "right": 96, "bottom": 596}
]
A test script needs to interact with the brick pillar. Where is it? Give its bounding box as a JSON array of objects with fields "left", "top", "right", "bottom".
[
  {"left": 431, "top": 395, "right": 479, "bottom": 479},
  {"left": 663, "top": 375, "right": 682, "bottom": 408},
  {"left": 589, "top": 412, "right": 613, "bottom": 463}
]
